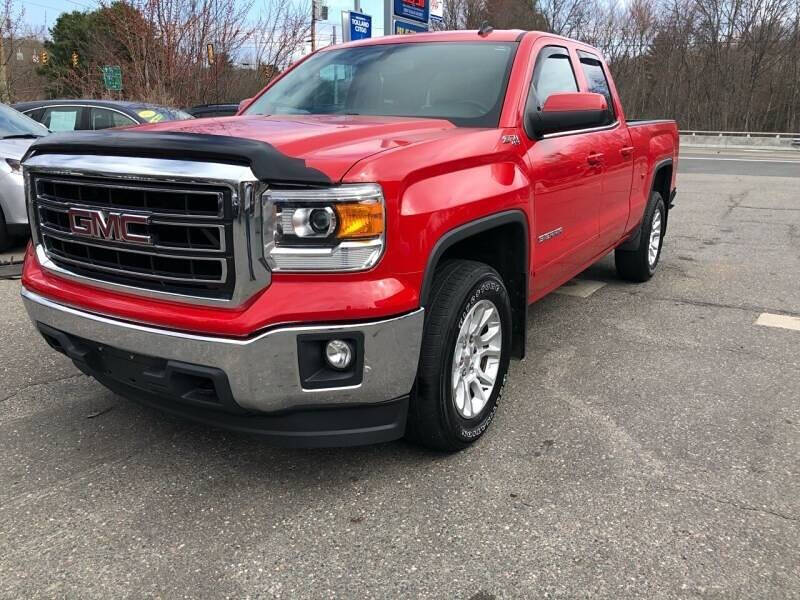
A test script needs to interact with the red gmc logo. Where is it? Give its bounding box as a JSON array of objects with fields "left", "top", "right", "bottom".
[{"left": 67, "top": 208, "right": 152, "bottom": 245}]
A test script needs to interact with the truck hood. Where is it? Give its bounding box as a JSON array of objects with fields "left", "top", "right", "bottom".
[{"left": 135, "top": 114, "right": 460, "bottom": 182}]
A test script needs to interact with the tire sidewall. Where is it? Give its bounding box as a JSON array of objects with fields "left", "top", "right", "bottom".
[{"left": 439, "top": 272, "right": 512, "bottom": 444}]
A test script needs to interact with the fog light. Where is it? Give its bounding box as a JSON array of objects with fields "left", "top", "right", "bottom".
[{"left": 325, "top": 339, "right": 353, "bottom": 370}]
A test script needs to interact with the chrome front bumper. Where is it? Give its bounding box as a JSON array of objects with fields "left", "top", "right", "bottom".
[{"left": 22, "top": 288, "right": 424, "bottom": 413}]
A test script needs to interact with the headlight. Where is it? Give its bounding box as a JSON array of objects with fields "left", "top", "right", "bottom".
[{"left": 263, "top": 183, "right": 385, "bottom": 272}]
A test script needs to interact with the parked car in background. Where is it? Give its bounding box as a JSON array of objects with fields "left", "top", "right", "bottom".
[
  {"left": 0, "top": 104, "right": 48, "bottom": 250},
  {"left": 12, "top": 100, "right": 193, "bottom": 132},
  {"left": 186, "top": 104, "right": 239, "bottom": 118}
]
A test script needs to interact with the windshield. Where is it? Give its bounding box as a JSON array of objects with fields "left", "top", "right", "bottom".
[
  {"left": 133, "top": 106, "right": 195, "bottom": 123},
  {"left": 244, "top": 42, "right": 518, "bottom": 128},
  {"left": 0, "top": 104, "right": 48, "bottom": 137}
]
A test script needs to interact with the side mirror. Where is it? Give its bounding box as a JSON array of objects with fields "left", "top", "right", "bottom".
[
  {"left": 237, "top": 97, "right": 254, "bottom": 113},
  {"left": 525, "top": 92, "right": 610, "bottom": 139}
]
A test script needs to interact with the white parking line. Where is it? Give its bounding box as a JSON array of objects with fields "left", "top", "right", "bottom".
[
  {"left": 755, "top": 313, "right": 800, "bottom": 332},
  {"left": 681, "top": 157, "right": 800, "bottom": 164},
  {"left": 555, "top": 279, "right": 607, "bottom": 298}
]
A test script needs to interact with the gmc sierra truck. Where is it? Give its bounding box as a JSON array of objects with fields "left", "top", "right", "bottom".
[{"left": 20, "top": 30, "right": 678, "bottom": 450}]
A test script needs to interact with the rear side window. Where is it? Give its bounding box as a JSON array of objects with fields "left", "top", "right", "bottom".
[
  {"left": 578, "top": 51, "right": 615, "bottom": 120},
  {"left": 91, "top": 108, "right": 136, "bottom": 130},
  {"left": 528, "top": 46, "right": 578, "bottom": 110},
  {"left": 41, "top": 107, "right": 84, "bottom": 132}
]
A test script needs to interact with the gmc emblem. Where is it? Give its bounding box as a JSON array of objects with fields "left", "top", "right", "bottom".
[{"left": 67, "top": 208, "right": 152, "bottom": 245}]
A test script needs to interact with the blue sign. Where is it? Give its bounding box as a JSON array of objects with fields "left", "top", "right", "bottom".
[
  {"left": 393, "top": 0, "right": 429, "bottom": 24},
  {"left": 393, "top": 19, "right": 429, "bottom": 34},
  {"left": 348, "top": 11, "right": 372, "bottom": 41}
]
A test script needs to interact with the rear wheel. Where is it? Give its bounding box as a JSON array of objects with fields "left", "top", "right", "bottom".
[
  {"left": 615, "top": 191, "right": 665, "bottom": 282},
  {"left": 407, "top": 260, "right": 512, "bottom": 451}
]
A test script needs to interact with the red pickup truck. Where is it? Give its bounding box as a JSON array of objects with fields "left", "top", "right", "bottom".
[{"left": 20, "top": 30, "right": 678, "bottom": 450}]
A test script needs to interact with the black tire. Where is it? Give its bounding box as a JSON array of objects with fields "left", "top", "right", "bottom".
[
  {"left": 615, "top": 191, "right": 666, "bottom": 282},
  {"left": 407, "top": 259, "right": 512, "bottom": 451},
  {"left": 0, "top": 209, "right": 10, "bottom": 252}
]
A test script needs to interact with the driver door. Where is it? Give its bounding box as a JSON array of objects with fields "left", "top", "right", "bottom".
[{"left": 523, "top": 44, "right": 602, "bottom": 295}]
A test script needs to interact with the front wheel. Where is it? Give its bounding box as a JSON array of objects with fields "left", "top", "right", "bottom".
[
  {"left": 615, "top": 191, "right": 666, "bottom": 282},
  {"left": 407, "top": 260, "right": 512, "bottom": 451}
]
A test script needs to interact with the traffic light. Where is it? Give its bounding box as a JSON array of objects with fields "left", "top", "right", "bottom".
[
  {"left": 71, "top": 51, "right": 79, "bottom": 67},
  {"left": 40, "top": 50, "right": 48, "bottom": 65},
  {"left": 206, "top": 43, "right": 215, "bottom": 66}
]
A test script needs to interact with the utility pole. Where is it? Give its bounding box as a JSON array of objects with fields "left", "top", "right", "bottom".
[
  {"left": 0, "top": 34, "right": 7, "bottom": 103},
  {"left": 214, "top": 0, "right": 220, "bottom": 104},
  {"left": 311, "top": 0, "right": 316, "bottom": 52},
  {"left": 0, "top": 18, "right": 9, "bottom": 103}
]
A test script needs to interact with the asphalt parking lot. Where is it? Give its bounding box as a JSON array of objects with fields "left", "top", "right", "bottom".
[{"left": 1, "top": 147, "right": 798, "bottom": 598}]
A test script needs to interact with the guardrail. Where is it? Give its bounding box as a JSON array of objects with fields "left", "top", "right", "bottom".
[{"left": 679, "top": 130, "right": 800, "bottom": 147}]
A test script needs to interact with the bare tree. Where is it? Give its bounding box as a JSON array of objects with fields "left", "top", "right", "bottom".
[
  {"left": 246, "top": 0, "right": 310, "bottom": 74},
  {"left": 0, "top": 0, "right": 40, "bottom": 103},
  {"left": 442, "top": 0, "right": 800, "bottom": 131},
  {"left": 95, "top": 0, "right": 254, "bottom": 106}
]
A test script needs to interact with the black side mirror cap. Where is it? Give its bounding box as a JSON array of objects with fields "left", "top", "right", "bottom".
[{"left": 525, "top": 107, "right": 610, "bottom": 139}]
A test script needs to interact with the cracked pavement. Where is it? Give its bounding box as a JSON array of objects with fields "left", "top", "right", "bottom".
[{"left": 1, "top": 154, "right": 799, "bottom": 598}]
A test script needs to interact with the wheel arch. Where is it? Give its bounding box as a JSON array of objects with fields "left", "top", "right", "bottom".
[
  {"left": 651, "top": 159, "right": 674, "bottom": 219},
  {"left": 619, "top": 158, "right": 673, "bottom": 251},
  {"left": 420, "top": 210, "right": 529, "bottom": 360}
]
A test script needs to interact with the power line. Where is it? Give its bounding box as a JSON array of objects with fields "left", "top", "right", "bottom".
[{"left": 24, "top": 0, "right": 97, "bottom": 14}]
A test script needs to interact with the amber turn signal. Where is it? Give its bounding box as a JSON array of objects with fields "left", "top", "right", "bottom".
[{"left": 334, "top": 202, "right": 384, "bottom": 239}]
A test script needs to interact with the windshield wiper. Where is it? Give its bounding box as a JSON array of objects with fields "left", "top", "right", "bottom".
[{"left": 2, "top": 133, "right": 45, "bottom": 139}]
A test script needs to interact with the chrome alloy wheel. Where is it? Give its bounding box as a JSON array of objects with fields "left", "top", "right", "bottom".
[
  {"left": 648, "top": 207, "right": 663, "bottom": 267},
  {"left": 451, "top": 299, "right": 502, "bottom": 419}
]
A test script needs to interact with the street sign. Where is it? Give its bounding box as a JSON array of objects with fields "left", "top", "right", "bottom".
[
  {"left": 102, "top": 65, "right": 122, "bottom": 91},
  {"left": 314, "top": 1, "right": 328, "bottom": 20},
  {"left": 393, "top": 19, "right": 428, "bottom": 34},
  {"left": 393, "top": 0, "right": 428, "bottom": 23},
  {"left": 342, "top": 11, "right": 372, "bottom": 42},
  {"left": 429, "top": 0, "right": 443, "bottom": 23}
]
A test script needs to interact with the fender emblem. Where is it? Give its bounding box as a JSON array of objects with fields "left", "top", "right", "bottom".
[
  {"left": 537, "top": 227, "right": 563, "bottom": 243},
  {"left": 501, "top": 134, "right": 520, "bottom": 146}
]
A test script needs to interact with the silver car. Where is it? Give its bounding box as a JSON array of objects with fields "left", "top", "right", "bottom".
[{"left": 0, "top": 104, "right": 48, "bottom": 250}]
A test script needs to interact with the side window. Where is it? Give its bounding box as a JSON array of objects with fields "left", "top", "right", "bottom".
[
  {"left": 91, "top": 108, "right": 136, "bottom": 130},
  {"left": 41, "top": 107, "right": 84, "bottom": 132},
  {"left": 25, "top": 108, "right": 45, "bottom": 123},
  {"left": 528, "top": 46, "right": 578, "bottom": 110},
  {"left": 578, "top": 51, "right": 615, "bottom": 121}
]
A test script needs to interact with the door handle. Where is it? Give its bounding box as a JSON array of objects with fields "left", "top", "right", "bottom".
[
  {"left": 587, "top": 152, "right": 604, "bottom": 166},
  {"left": 620, "top": 146, "right": 634, "bottom": 159}
]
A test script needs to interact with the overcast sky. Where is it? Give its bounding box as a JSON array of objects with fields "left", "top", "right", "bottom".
[{"left": 22, "top": 0, "right": 388, "bottom": 44}]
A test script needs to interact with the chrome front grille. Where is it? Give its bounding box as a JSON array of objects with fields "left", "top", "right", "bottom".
[
  {"left": 31, "top": 174, "right": 235, "bottom": 299},
  {"left": 35, "top": 177, "right": 224, "bottom": 217}
]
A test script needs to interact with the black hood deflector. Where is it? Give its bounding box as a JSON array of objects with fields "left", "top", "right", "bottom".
[{"left": 23, "top": 130, "right": 332, "bottom": 185}]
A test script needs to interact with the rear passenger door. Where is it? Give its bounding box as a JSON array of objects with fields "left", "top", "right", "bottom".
[
  {"left": 40, "top": 106, "right": 87, "bottom": 132},
  {"left": 523, "top": 44, "right": 603, "bottom": 294},
  {"left": 90, "top": 107, "right": 137, "bottom": 130},
  {"left": 576, "top": 51, "right": 634, "bottom": 249}
]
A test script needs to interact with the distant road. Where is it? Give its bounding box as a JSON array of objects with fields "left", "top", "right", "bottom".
[{"left": 680, "top": 147, "right": 800, "bottom": 177}]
